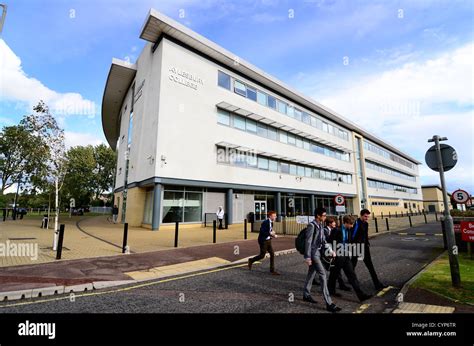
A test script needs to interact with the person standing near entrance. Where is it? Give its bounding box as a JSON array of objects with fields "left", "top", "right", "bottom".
[
  {"left": 327, "top": 215, "right": 372, "bottom": 302},
  {"left": 112, "top": 205, "right": 119, "bottom": 223},
  {"left": 248, "top": 211, "right": 280, "bottom": 275},
  {"left": 302, "top": 207, "right": 341, "bottom": 313},
  {"left": 216, "top": 206, "right": 224, "bottom": 229},
  {"left": 351, "top": 209, "right": 387, "bottom": 291}
]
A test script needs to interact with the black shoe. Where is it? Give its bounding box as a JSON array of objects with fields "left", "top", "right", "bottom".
[
  {"left": 358, "top": 293, "right": 372, "bottom": 302},
  {"left": 303, "top": 296, "right": 318, "bottom": 304},
  {"left": 375, "top": 282, "right": 388, "bottom": 290},
  {"left": 329, "top": 291, "right": 342, "bottom": 297},
  {"left": 339, "top": 285, "right": 351, "bottom": 291},
  {"left": 326, "top": 303, "right": 342, "bottom": 313},
  {"left": 248, "top": 259, "right": 252, "bottom": 270}
]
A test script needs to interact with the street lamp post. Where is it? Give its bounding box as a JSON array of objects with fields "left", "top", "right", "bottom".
[{"left": 428, "top": 135, "right": 461, "bottom": 287}]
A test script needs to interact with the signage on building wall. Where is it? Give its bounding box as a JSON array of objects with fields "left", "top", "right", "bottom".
[
  {"left": 296, "top": 216, "right": 315, "bottom": 224},
  {"left": 334, "top": 194, "right": 345, "bottom": 206},
  {"left": 168, "top": 66, "right": 204, "bottom": 90}
]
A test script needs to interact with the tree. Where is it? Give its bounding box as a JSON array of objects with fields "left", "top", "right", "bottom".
[
  {"left": 92, "top": 144, "right": 116, "bottom": 200},
  {"left": 21, "top": 101, "right": 66, "bottom": 249},
  {"left": 0, "top": 125, "right": 47, "bottom": 194}
]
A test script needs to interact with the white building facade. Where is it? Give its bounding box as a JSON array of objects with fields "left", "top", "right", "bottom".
[{"left": 102, "top": 9, "right": 423, "bottom": 230}]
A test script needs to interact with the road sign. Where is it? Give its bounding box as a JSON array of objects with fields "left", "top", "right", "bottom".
[
  {"left": 336, "top": 205, "right": 346, "bottom": 213},
  {"left": 425, "top": 144, "right": 457, "bottom": 172},
  {"left": 69, "top": 198, "right": 75, "bottom": 208},
  {"left": 334, "top": 194, "right": 345, "bottom": 206},
  {"left": 452, "top": 189, "right": 469, "bottom": 204},
  {"left": 461, "top": 221, "right": 474, "bottom": 242}
]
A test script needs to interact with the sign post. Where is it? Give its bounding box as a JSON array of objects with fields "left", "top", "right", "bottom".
[
  {"left": 425, "top": 136, "right": 460, "bottom": 287},
  {"left": 461, "top": 221, "right": 474, "bottom": 259}
]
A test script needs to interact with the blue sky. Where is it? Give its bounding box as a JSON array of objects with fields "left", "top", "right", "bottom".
[{"left": 0, "top": 0, "right": 473, "bottom": 192}]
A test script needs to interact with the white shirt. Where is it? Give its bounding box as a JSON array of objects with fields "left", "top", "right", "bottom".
[{"left": 216, "top": 209, "right": 224, "bottom": 219}]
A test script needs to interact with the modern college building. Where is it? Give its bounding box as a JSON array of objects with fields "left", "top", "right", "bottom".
[{"left": 102, "top": 9, "right": 423, "bottom": 230}]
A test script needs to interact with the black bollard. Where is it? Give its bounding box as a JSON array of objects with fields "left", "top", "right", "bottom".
[
  {"left": 174, "top": 221, "right": 179, "bottom": 248},
  {"left": 122, "top": 223, "right": 128, "bottom": 254},
  {"left": 385, "top": 217, "right": 389, "bottom": 231},
  {"left": 408, "top": 215, "right": 412, "bottom": 228},
  {"left": 244, "top": 219, "right": 248, "bottom": 240},
  {"left": 225, "top": 213, "right": 228, "bottom": 229},
  {"left": 56, "top": 224, "right": 65, "bottom": 260},
  {"left": 424, "top": 212, "right": 427, "bottom": 224},
  {"left": 213, "top": 220, "right": 217, "bottom": 244},
  {"left": 374, "top": 217, "right": 379, "bottom": 233}
]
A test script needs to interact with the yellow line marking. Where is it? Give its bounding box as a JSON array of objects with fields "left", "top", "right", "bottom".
[
  {"left": 415, "top": 233, "right": 426, "bottom": 236},
  {"left": 434, "top": 234, "right": 442, "bottom": 236},
  {"left": 353, "top": 303, "right": 370, "bottom": 314},
  {"left": 376, "top": 285, "right": 393, "bottom": 297},
  {"left": 0, "top": 262, "right": 249, "bottom": 309},
  {"left": 398, "top": 233, "right": 407, "bottom": 235}
]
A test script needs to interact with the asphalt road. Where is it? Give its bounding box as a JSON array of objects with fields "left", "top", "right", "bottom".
[{"left": 0, "top": 223, "right": 444, "bottom": 313}]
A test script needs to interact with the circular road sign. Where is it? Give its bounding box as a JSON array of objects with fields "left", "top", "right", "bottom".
[
  {"left": 452, "top": 189, "right": 469, "bottom": 204},
  {"left": 334, "top": 194, "right": 345, "bottom": 206},
  {"left": 425, "top": 144, "right": 457, "bottom": 172}
]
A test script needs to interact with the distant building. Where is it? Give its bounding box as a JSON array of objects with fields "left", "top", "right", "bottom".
[{"left": 421, "top": 185, "right": 453, "bottom": 213}]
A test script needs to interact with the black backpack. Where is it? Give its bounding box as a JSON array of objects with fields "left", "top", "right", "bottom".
[{"left": 295, "top": 222, "right": 314, "bottom": 255}]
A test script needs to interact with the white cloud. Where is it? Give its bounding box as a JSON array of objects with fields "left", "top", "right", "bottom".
[
  {"left": 305, "top": 42, "right": 474, "bottom": 192},
  {"left": 0, "top": 39, "right": 97, "bottom": 117},
  {"left": 64, "top": 131, "right": 105, "bottom": 149}
]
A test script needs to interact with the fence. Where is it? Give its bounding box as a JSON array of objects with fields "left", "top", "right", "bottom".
[
  {"left": 250, "top": 212, "right": 439, "bottom": 236},
  {"left": 90, "top": 206, "right": 112, "bottom": 214}
]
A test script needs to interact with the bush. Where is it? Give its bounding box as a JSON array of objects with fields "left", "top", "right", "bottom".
[{"left": 450, "top": 209, "right": 474, "bottom": 217}]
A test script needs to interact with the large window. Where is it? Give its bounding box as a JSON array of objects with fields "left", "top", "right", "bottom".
[
  {"left": 219, "top": 72, "right": 349, "bottom": 141},
  {"left": 257, "top": 90, "right": 267, "bottom": 106},
  {"left": 216, "top": 109, "right": 351, "bottom": 162},
  {"left": 217, "top": 109, "right": 230, "bottom": 125},
  {"left": 234, "top": 80, "right": 247, "bottom": 96},
  {"left": 218, "top": 71, "right": 231, "bottom": 89},
  {"left": 162, "top": 190, "right": 203, "bottom": 223},
  {"left": 217, "top": 147, "right": 353, "bottom": 184}
]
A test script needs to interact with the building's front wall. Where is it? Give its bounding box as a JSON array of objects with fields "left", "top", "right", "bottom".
[
  {"left": 110, "top": 36, "right": 422, "bottom": 228},
  {"left": 422, "top": 187, "right": 453, "bottom": 213}
]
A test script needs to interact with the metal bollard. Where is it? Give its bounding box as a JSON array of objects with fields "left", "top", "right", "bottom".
[
  {"left": 385, "top": 217, "right": 389, "bottom": 231},
  {"left": 56, "top": 224, "right": 65, "bottom": 260},
  {"left": 408, "top": 215, "right": 412, "bottom": 227},
  {"left": 435, "top": 212, "right": 438, "bottom": 221},
  {"left": 122, "top": 223, "right": 128, "bottom": 254},
  {"left": 374, "top": 217, "right": 379, "bottom": 233},
  {"left": 225, "top": 213, "right": 228, "bottom": 229},
  {"left": 395, "top": 211, "right": 398, "bottom": 218},
  {"left": 424, "top": 212, "right": 427, "bottom": 224},
  {"left": 244, "top": 219, "right": 248, "bottom": 240},
  {"left": 213, "top": 220, "right": 217, "bottom": 244},
  {"left": 389, "top": 211, "right": 391, "bottom": 218},
  {"left": 381, "top": 212, "right": 384, "bottom": 219},
  {"left": 174, "top": 221, "right": 179, "bottom": 248}
]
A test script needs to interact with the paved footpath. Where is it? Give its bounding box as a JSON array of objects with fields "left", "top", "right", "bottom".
[{"left": 0, "top": 222, "right": 445, "bottom": 313}]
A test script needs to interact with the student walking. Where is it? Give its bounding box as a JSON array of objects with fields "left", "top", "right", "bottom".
[
  {"left": 112, "top": 205, "right": 119, "bottom": 223},
  {"left": 216, "top": 206, "right": 224, "bottom": 229},
  {"left": 327, "top": 215, "right": 372, "bottom": 302},
  {"left": 248, "top": 211, "right": 280, "bottom": 275},
  {"left": 351, "top": 209, "right": 387, "bottom": 291},
  {"left": 302, "top": 207, "right": 341, "bottom": 313},
  {"left": 320, "top": 216, "right": 351, "bottom": 291}
]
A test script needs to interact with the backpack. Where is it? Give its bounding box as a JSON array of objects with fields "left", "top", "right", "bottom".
[{"left": 295, "top": 222, "right": 315, "bottom": 255}]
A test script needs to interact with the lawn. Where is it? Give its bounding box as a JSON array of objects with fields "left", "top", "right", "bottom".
[{"left": 412, "top": 251, "right": 474, "bottom": 305}]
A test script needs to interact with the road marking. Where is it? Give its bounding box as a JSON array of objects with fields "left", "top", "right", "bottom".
[
  {"left": 353, "top": 303, "right": 370, "bottom": 314},
  {"left": 376, "top": 286, "right": 393, "bottom": 297},
  {"left": 0, "top": 262, "right": 250, "bottom": 309}
]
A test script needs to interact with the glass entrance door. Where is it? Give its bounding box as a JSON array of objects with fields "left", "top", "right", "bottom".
[{"left": 254, "top": 201, "right": 267, "bottom": 221}]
